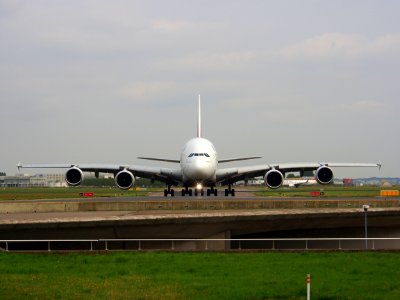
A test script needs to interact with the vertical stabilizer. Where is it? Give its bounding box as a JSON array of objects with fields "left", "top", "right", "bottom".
[{"left": 197, "top": 95, "right": 202, "bottom": 138}]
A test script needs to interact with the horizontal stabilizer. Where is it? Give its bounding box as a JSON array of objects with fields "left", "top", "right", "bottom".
[
  {"left": 137, "top": 157, "right": 180, "bottom": 163},
  {"left": 219, "top": 156, "right": 262, "bottom": 163}
]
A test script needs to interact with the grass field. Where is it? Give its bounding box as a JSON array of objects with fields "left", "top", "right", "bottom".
[
  {"left": 254, "top": 185, "right": 388, "bottom": 198},
  {"left": 0, "top": 252, "right": 399, "bottom": 299},
  {"left": 0, "top": 187, "right": 149, "bottom": 200}
]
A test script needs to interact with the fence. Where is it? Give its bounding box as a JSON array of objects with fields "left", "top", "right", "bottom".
[{"left": 2, "top": 238, "right": 400, "bottom": 252}]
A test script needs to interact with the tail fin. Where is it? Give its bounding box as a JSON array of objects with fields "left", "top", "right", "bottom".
[{"left": 197, "top": 95, "right": 202, "bottom": 138}]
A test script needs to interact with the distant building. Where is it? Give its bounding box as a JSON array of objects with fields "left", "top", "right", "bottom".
[
  {"left": 45, "top": 174, "right": 66, "bottom": 187},
  {"left": 0, "top": 174, "right": 31, "bottom": 187},
  {"left": 0, "top": 173, "right": 67, "bottom": 187},
  {"left": 381, "top": 181, "right": 393, "bottom": 188}
]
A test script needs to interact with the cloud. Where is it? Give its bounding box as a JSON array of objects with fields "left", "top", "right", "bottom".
[
  {"left": 154, "top": 51, "right": 260, "bottom": 74},
  {"left": 0, "top": 1, "right": 149, "bottom": 53},
  {"left": 280, "top": 33, "right": 400, "bottom": 60},
  {"left": 369, "top": 34, "right": 400, "bottom": 56},
  {"left": 151, "top": 19, "right": 194, "bottom": 32},
  {"left": 338, "top": 100, "right": 384, "bottom": 113},
  {"left": 0, "top": 0, "right": 25, "bottom": 18},
  {"left": 120, "top": 81, "right": 180, "bottom": 102}
]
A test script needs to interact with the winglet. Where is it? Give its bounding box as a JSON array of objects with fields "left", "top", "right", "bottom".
[
  {"left": 197, "top": 94, "right": 202, "bottom": 138},
  {"left": 378, "top": 160, "right": 382, "bottom": 171},
  {"left": 17, "top": 162, "right": 21, "bottom": 171}
]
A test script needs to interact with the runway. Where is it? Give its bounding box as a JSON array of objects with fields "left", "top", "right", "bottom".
[{"left": 4, "top": 195, "right": 397, "bottom": 204}]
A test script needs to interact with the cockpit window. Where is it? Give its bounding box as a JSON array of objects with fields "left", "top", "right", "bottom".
[{"left": 189, "top": 153, "right": 210, "bottom": 158}]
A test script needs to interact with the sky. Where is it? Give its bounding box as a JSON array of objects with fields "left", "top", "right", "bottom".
[{"left": 1, "top": 0, "right": 399, "bottom": 178}]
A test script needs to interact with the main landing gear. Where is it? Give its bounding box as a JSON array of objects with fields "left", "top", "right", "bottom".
[
  {"left": 164, "top": 185, "right": 175, "bottom": 197},
  {"left": 164, "top": 185, "right": 228, "bottom": 197},
  {"left": 224, "top": 185, "right": 235, "bottom": 197},
  {"left": 207, "top": 187, "right": 218, "bottom": 196}
]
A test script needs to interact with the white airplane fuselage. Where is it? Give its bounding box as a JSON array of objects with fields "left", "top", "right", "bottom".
[{"left": 180, "top": 137, "right": 218, "bottom": 187}]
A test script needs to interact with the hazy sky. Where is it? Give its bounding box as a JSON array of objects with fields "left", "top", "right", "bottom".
[{"left": 1, "top": 0, "right": 399, "bottom": 178}]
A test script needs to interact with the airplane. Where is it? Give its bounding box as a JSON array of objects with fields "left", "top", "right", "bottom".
[
  {"left": 283, "top": 178, "right": 317, "bottom": 188},
  {"left": 18, "top": 96, "right": 381, "bottom": 197}
]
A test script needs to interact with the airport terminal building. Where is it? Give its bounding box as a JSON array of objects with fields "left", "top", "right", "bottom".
[{"left": 0, "top": 174, "right": 66, "bottom": 188}]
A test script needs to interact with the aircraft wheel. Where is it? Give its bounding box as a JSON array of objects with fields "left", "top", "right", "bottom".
[
  {"left": 225, "top": 189, "right": 229, "bottom": 197},
  {"left": 189, "top": 189, "right": 193, "bottom": 196},
  {"left": 214, "top": 189, "right": 218, "bottom": 196},
  {"left": 231, "top": 189, "right": 235, "bottom": 197},
  {"left": 201, "top": 189, "right": 204, "bottom": 196},
  {"left": 164, "top": 189, "right": 168, "bottom": 197},
  {"left": 181, "top": 189, "right": 185, "bottom": 196},
  {"left": 171, "top": 189, "right": 175, "bottom": 197},
  {"left": 207, "top": 189, "right": 211, "bottom": 196}
]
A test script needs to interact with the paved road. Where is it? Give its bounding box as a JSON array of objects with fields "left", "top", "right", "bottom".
[{"left": 2, "top": 206, "right": 399, "bottom": 224}]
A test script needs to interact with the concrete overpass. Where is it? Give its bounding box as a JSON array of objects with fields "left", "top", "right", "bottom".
[{"left": 1, "top": 198, "right": 400, "bottom": 250}]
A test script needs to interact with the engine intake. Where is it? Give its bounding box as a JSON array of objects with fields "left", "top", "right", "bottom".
[
  {"left": 315, "top": 166, "right": 334, "bottom": 184},
  {"left": 65, "top": 167, "right": 84, "bottom": 186},
  {"left": 115, "top": 170, "right": 135, "bottom": 190},
  {"left": 264, "top": 169, "right": 283, "bottom": 189}
]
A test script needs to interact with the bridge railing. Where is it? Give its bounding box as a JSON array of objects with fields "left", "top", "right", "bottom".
[{"left": 2, "top": 238, "right": 400, "bottom": 252}]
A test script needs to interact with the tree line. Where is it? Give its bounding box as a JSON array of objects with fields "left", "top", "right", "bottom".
[{"left": 81, "top": 177, "right": 164, "bottom": 187}]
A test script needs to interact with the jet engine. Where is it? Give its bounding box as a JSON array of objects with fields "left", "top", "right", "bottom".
[
  {"left": 315, "top": 166, "right": 334, "bottom": 184},
  {"left": 115, "top": 170, "right": 135, "bottom": 190},
  {"left": 264, "top": 169, "right": 284, "bottom": 189},
  {"left": 65, "top": 167, "right": 84, "bottom": 186}
]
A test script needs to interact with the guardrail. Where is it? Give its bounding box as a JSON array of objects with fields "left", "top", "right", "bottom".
[{"left": 2, "top": 238, "right": 400, "bottom": 252}]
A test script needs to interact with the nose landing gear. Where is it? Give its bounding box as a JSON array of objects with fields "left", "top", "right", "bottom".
[
  {"left": 180, "top": 186, "right": 218, "bottom": 197},
  {"left": 194, "top": 189, "right": 204, "bottom": 196},
  {"left": 169, "top": 185, "right": 236, "bottom": 197},
  {"left": 181, "top": 187, "right": 193, "bottom": 196}
]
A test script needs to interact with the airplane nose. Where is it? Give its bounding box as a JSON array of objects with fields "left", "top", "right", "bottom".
[
  {"left": 193, "top": 161, "right": 208, "bottom": 175},
  {"left": 189, "top": 159, "right": 213, "bottom": 179}
]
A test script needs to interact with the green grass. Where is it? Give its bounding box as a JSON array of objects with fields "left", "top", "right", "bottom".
[
  {"left": 0, "top": 187, "right": 149, "bottom": 201},
  {"left": 254, "top": 185, "right": 389, "bottom": 198},
  {"left": 0, "top": 252, "right": 400, "bottom": 299}
]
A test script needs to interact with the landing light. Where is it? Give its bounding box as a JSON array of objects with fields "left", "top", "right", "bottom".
[{"left": 196, "top": 183, "right": 202, "bottom": 190}]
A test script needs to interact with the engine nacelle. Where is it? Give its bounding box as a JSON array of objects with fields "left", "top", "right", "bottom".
[
  {"left": 315, "top": 166, "right": 334, "bottom": 185},
  {"left": 65, "top": 167, "right": 84, "bottom": 186},
  {"left": 115, "top": 170, "right": 135, "bottom": 190},
  {"left": 264, "top": 169, "right": 284, "bottom": 189}
]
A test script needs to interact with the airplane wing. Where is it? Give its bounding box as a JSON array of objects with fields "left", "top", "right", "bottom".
[
  {"left": 137, "top": 157, "right": 180, "bottom": 163},
  {"left": 216, "top": 162, "right": 381, "bottom": 186},
  {"left": 218, "top": 156, "right": 261, "bottom": 163},
  {"left": 18, "top": 163, "right": 183, "bottom": 186},
  {"left": 137, "top": 156, "right": 262, "bottom": 163}
]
